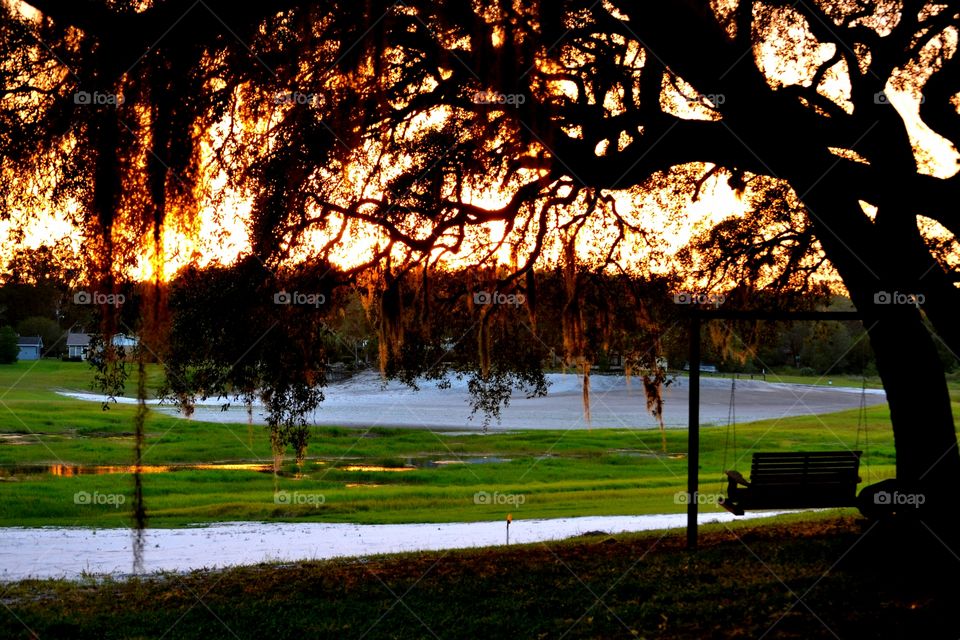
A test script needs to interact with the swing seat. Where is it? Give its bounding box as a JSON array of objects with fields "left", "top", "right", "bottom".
[{"left": 719, "top": 451, "right": 862, "bottom": 516}]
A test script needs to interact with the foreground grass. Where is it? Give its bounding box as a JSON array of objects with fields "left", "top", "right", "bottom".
[
  {"left": 2, "top": 361, "right": 957, "bottom": 527},
  {"left": 1, "top": 515, "right": 958, "bottom": 639}
]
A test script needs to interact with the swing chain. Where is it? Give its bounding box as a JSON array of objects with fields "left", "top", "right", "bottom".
[
  {"left": 856, "top": 375, "right": 870, "bottom": 482},
  {"left": 719, "top": 377, "right": 737, "bottom": 494}
]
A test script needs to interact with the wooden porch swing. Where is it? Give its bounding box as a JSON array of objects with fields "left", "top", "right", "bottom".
[
  {"left": 715, "top": 377, "right": 867, "bottom": 516},
  {"left": 684, "top": 309, "right": 871, "bottom": 549}
]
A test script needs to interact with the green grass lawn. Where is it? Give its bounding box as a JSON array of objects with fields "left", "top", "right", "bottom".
[
  {"left": 2, "top": 515, "right": 958, "bottom": 639},
  {"left": 0, "top": 359, "right": 955, "bottom": 527},
  {"left": 687, "top": 369, "right": 889, "bottom": 389}
]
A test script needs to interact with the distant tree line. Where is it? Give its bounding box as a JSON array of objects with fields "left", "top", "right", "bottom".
[
  {"left": 0, "top": 245, "right": 145, "bottom": 360},
  {"left": 7, "top": 246, "right": 954, "bottom": 378}
]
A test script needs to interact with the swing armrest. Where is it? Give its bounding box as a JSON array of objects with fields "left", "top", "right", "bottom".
[{"left": 724, "top": 470, "right": 750, "bottom": 487}]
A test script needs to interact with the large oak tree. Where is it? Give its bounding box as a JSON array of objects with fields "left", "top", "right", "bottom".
[{"left": 2, "top": 0, "right": 959, "bottom": 518}]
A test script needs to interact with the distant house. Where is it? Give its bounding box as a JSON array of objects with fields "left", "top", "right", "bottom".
[
  {"left": 111, "top": 334, "right": 139, "bottom": 350},
  {"left": 66, "top": 332, "right": 92, "bottom": 360},
  {"left": 682, "top": 362, "right": 718, "bottom": 373},
  {"left": 16, "top": 336, "right": 43, "bottom": 361},
  {"left": 607, "top": 352, "right": 624, "bottom": 370},
  {"left": 601, "top": 353, "right": 669, "bottom": 373},
  {"left": 65, "top": 332, "right": 138, "bottom": 361}
]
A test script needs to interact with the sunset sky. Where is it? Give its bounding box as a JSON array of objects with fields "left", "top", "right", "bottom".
[{"left": 2, "top": 0, "right": 956, "bottom": 289}]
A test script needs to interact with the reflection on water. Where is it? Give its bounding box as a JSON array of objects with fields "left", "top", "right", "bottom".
[
  {"left": 0, "top": 462, "right": 275, "bottom": 477},
  {"left": 611, "top": 450, "right": 687, "bottom": 460},
  {"left": 339, "top": 465, "right": 416, "bottom": 473},
  {"left": 339, "top": 457, "right": 512, "bottom": 472},
  {"left": 0, "top": 455, "right": 513, "bottom": 478},
  {"left": 424, "top": 457, "right": 511, "bottom": 466}
]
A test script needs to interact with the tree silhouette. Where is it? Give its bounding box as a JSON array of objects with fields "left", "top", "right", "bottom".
[
  {"left": 2, "top": 0, "right": 959, "bottom": 520},
  {"left": 0, "top": 325, "right": 18, "bottom": 363}
]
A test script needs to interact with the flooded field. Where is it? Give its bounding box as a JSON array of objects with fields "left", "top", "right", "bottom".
[
  {"left": 0, "top": 511, "right": 792, "bottom": 582},
  {"left": 0, "top": 455, "right": 514, "bottom": 479},
  {"left": 0, "top": 463, "right": 275, "bottom": 477},
  {"left": 58, "top": 372, "right": 888, "bottom": 431}
]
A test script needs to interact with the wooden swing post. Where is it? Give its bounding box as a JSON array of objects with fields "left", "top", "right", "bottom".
[{"left": 685, "top": 309, "right": 862, "bottom": 550}]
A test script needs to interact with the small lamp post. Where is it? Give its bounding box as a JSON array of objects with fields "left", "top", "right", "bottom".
[{"left": 506, "top": 513, "right": 512, "bottom": 545}]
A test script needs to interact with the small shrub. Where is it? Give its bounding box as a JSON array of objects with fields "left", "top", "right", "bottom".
[{"left": 0, "top": 326, "right": 18, "bottom": 364}]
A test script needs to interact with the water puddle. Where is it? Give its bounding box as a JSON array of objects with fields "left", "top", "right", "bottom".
[
  {"left": 0, "top": 511, "right": 795, "bottom": 582},
  {"left": 0, "top": 432, "right": 142, "bottom": 444},
  {"left": 58, "top": 376, "right": 887, "bottom": 431},
  {"left": 611, "top": 450, "right": 687, "bottom": 459},
  {"left": 419, "top": 456, "right": 511, "bottom": 467},
  {"left": 0, "top": 456, "right": 510, "bottom": 479},
  {"left": 339, "top": 465, "right": 416, "bottom": 473},
  {"left": 432, "top": 431, "right": 518, "bottom": 436},
  {"left": 337, "top": 456, "right": 512, "bottom": 472},
  {"left": 0, "top": 462, "right": 275, "bottom": 478}
]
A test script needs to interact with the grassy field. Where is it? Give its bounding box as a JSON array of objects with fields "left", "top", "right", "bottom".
[
  {"left": 690, "top": 370, "right": 889, "bottom": 389},
  {"left": 1, "top": 360, "right": 953, "bottom": 528},
  {"left": 2, "top": 361, "right": 959, "bottom": 638},
  {"left": 1, "top": 514, "right": 958, "bottom": 639}
]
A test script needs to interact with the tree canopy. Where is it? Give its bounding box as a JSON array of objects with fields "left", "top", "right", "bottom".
[{"left": 2, "top": 0, "right": 959, "bottom": 507}]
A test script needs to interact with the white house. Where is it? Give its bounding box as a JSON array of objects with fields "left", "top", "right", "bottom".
[
  {"left": 111, "top": 334, "right": 139, "bottom": 349},
  {"left": 66, "top": 332, "right": 92, "bottom": 360},
  {"left": 65, "top": 332, "right": 139, "bottom": 361}
]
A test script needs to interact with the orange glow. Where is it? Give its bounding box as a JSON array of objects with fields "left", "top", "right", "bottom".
[
  {"left": 339, "top": 465, "right": 415, "bottom": 472},
  {"left": 4, "top": 2, "right": 958, "bottom": 288},
  {"left": 45, "top": 463, "right": 274, "bottom": 476}
]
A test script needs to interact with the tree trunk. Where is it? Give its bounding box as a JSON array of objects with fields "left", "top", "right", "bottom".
[
  {"left": 800, "top": 171, "right": 960, "bottom": 517},
  {"left": 866, "top": 307, "right": 959, "bottom": 489}
]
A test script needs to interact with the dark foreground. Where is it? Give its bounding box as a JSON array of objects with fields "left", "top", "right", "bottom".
[{"left": 1, "top": 516, "right": 958, "bottom": 639}]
